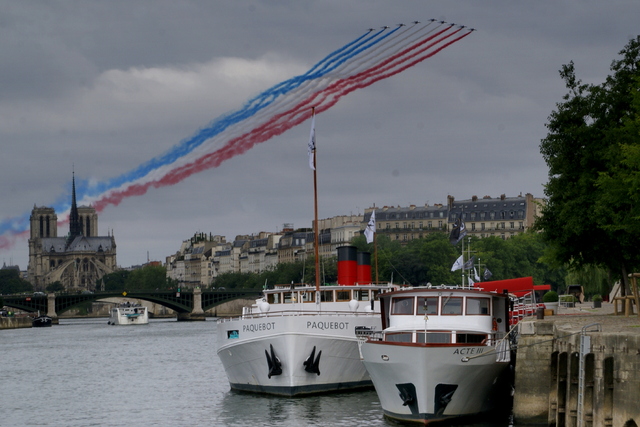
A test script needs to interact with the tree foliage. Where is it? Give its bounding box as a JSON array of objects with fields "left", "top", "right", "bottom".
[
  {"left": 127, "top": 265, "right": 173, "bottom": 290},
  {"left": 100, "top": 266, "right": 174, "bottom": 292},
  {"left": 101, "top": 270, "right": 131, "bottom": 292},
  {"left": 537, "top": 37, "right": 640, "bottom": 291},
  {"left": 0, "top": 268, "right": 33, "bottom": 294},
  {"left": 45, "top": 281, "right": 65, "bottom": 293}
]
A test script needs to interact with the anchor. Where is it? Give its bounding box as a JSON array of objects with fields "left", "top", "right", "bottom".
[
  {"left": 303, "top": 345, "right": 322, "bottom": 375},
  {"left": 265, "top": 344, "right": 282, "bottom": 378}
]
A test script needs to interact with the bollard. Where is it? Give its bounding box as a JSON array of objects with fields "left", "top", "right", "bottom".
[{"left": 536, "top": 307, "right": 545, "bottom": 319}]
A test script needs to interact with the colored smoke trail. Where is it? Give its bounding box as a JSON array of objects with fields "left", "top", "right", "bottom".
[{"left": 0, "top": 22, "right": 473, "bottom": 251}]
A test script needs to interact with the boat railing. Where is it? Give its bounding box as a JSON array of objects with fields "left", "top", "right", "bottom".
[
  {"left": 358, "top": 329, "right": 508, "bottom": 346},
  {"left": 217, "top": 309, "right": 377, "bottom": 323}
]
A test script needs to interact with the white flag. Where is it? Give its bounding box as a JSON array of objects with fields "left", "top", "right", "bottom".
[
  {"left": 307, "top": 111, "right": 316, "bottom": 170},
  {"left": 451, "top": 255, "right": 464, "bottom": 272},
  {"left": 468, "top": 275, "right": 475, "bottom": 287},
  {"left": 474, "top": 267, "right": 480, "bottom": 282},
  {"left": 364, "top": 210, "right": 376, "bottom": 243}
]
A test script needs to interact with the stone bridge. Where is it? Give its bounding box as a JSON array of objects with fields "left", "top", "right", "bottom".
[{"left": 2, "top": 288, "right": 263, "bottom": 322}]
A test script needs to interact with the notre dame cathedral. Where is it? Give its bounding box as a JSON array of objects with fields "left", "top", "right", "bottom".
[{"left": 27, "top": 175, "right": 117, "bottom": 291}]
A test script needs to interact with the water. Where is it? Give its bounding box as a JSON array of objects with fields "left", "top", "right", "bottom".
[{"left": 2, "top": 318, "right": 512, "bottom": 426}]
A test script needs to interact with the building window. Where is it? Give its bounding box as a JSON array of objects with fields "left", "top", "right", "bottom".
[
  {"left": 481, "top": 223, "right": 485, "bottom": 231},
  {"left": 428, "top": 221, "right": 432, "bottom": 229},
  {"left": 471, "top": 223, "right": 476, "bottom": 231},
  {"left": 510, "top": 222, "right": 515, "bottom": 229},
  {"left": 438, "top": 221, "right": 443, "bottom": 228}
]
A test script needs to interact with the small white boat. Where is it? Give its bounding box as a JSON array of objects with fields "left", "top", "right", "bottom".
[
  {"left": 108, "top": 304, "right": 149, "bottom": 325},
  {"left": 357, "top": 286, "right": 514, "bottom": 425}
]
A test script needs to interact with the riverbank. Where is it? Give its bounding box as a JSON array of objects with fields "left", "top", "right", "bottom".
[{"left": 513, "top": 302, "right": 640, "bottom": 426}]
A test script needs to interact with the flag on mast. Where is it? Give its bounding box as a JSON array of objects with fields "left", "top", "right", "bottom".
[
  {"left": 463, "top": 255, "right": 475, "bottom": 270},
  {"left": 483, "top": 268, "right": 493, "bottom": 280},
  {"left": 474, "top": 267, "right": 480, "bottom": 282},
  {"left": 451, "top": 255, "right": 464, "bottom": 272},
  {"left": 449, "top": 217, "right": 467, "bottom": 245},
  {"left": 364, "top": 210, "right": 376, "bottom": 243},
  {"left": 307, "top": 109, "right": 316, "bottom": 170}
]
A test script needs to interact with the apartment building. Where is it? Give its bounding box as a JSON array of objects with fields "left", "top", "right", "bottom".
[{"left": 363, "top": 193, "right": 543, "bottom": 244}]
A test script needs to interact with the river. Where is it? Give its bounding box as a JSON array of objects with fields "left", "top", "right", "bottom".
[{"left": 2, "top": 318, "right": 513, "bottom": 426}]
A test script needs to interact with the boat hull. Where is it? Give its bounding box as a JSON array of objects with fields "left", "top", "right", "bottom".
[
  {"left": 217, "top": 314, "right": 381, "bottom": 396},
  {"left": 32, "top": 316, "right": 52, "bottom": 327},
  {"left": 360, "top": 341, "right": 511, "bottom": 425}
]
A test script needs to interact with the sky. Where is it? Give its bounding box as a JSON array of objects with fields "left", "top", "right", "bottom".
[{"left": 1, "top": 0, "right": 638, "bottom": 269}]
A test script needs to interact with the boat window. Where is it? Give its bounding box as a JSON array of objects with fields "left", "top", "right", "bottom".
[
  {"left": 441, "top": 297, "right": 463, "bottom": 315},
  {"left": 466, "top": 297, "right": 490, "bottom": 315},
  {"left": 416, "top": 332, "right": 451, "bottom": 344},
  {"left": 283, "top": 292, "right": 296, "bottom": 303},
  {"left": 267, "top": 293, "right": 281, "bottom": 304},
  {"left": 417, "top": 297, "right": 438, "bottom": 315},
  {"left": 300, "top": 291, "right": 315, "bottom": 303},
  {"left": 336, "top": 290, "right": 351, "bottom": 302},
  {"left": 320, "top": 290, "right": 334, "bottom": 302},
  {"left": 353, "top": 289, "right": 370, "bottom": 301},
  {"left": 456, "top": 333, "right": 487, "bottom": 344},
  {"left": 385, "top": 332, "right": 412, "bottom": 343},
  {"left": 391, "top": 297, "right": 415, "bottom": 315}
]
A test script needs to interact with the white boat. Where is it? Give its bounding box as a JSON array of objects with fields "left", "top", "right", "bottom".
[
  {"left": 216, "top": 281, "right": 395, "bottom": 396},
  {"left": 108, "top": 304, "right": 149, "bottom": 325},
  {"left": 357, "top": 286, "right": 514, "bottom": 425}
]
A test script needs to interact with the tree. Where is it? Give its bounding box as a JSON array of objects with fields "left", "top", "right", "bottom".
[
  {"left": 0, "top": 269, "right": 33, "bottom": 294},
  {"left": 102, "top": 270, "right": 131, "bottom": 292},
  {"left": 45, "top": 281, "right": 65, "bottom": 293},
  {"left": 127, "top": 265, "right": 172, "bottom": 290},
  {"left": 537, "top": 36, "right": 640, "bottom": 293}
]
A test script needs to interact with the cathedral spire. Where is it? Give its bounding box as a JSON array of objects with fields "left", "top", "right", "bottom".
[{"left": 68, "top": 170, "right": 82, "bottom": 242}]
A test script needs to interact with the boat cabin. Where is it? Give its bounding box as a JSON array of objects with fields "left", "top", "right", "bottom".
[
  {"left": 265, "top": 285, "right": 384, "bottom": 305},
  {"left": 376, "top": 287, "right": 510, "bottom": 345}
]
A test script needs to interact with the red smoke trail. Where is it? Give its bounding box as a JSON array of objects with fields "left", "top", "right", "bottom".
[
  {"left": 92, "top": 28, "right": 472, "bottom": 214},
  {"left": 0, "top": 230, "right": 29, "bottom": 250}
]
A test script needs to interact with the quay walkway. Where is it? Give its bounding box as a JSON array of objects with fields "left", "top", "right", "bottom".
[{"left": 513, "top": 302, "right": 640, "bottom": 426}]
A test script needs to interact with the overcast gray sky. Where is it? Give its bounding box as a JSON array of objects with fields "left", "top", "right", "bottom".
[{"left": 1, "top": 1, "right": 638, "bottom": 269}]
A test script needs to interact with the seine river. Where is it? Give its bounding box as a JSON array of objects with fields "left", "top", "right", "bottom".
[{"left": 2, "top": 318, "right": 513, "bottom": 426}]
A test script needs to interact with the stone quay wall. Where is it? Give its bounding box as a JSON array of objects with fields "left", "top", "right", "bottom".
[
  {"left": 513, "top": 304, "right": 640, "bottom": 426},
  {"left": 0, "top": 316, "right": 32, "bottom": 329}
]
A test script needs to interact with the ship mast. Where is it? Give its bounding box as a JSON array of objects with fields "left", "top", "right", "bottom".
[{"left": 310, "top": 107, "right": 320, "bottom": 294}]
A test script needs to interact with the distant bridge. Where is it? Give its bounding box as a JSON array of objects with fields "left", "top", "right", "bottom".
[{"left": 2, "top": 288, "right": 263, "bottom": 321}]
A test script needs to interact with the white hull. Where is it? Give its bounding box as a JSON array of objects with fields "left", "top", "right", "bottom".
[
  {"left": 217, "top": 313, "right": 381, "bottom": 396},
  {"left": 361, "top": 341, "right": 511, "bottom": 424},
  {"left": 108, "top": 306, "right": 149, "bottom": 325}
]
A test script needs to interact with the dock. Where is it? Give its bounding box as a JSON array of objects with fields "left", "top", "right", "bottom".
[{"left": 513, "top": 302, "right": 640, "bottom": 426}]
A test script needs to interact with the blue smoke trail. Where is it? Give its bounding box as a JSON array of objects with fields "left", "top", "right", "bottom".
[{"left": 75, "top": 30, "right": 393, "bottom": 202}]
